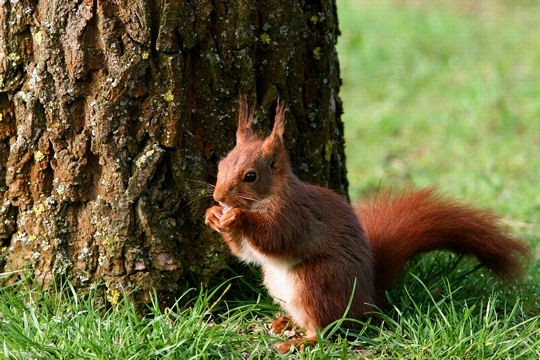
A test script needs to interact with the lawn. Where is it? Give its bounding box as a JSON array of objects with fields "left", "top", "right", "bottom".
[{"left": 1, "top": 0, "right": 539, "bottom": 358}]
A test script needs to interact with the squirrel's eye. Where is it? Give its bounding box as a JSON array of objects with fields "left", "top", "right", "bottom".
[{"left": 243, "top": 171, "right": 257, "bottom": 183}]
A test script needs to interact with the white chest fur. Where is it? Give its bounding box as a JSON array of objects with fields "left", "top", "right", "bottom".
[{"left": 239, "top": 239, "right": 296, "bottom": 306}]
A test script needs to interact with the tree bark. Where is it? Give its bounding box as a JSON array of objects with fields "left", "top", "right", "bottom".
[{"left": 0, "top": 0, "right": 345, "bottom": 305}]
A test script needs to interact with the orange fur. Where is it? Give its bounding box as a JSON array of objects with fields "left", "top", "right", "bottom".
[
  {"left": 356, "top": 189, "right": 529, "bottom": 298},
  {"left": 204, "top": 98, "right": 529, "bottom": 352}
]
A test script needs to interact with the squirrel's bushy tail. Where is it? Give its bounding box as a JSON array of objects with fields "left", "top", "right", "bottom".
[{"left": 356, "top": 188, "right": 529, "bottom": 296}]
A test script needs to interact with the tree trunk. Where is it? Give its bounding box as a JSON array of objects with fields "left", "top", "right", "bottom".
[{"left": 0, "top": 0, "right": 345, "bottom": 305}]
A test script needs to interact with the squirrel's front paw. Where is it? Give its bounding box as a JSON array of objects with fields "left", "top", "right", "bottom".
[
  {"left": 219, "top": 207, "right": 243, "bottom": 232},
  {"left": 204, "top": 205, "right": 224, "bottom": 233}
]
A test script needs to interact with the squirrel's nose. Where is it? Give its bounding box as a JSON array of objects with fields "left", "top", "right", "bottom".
[
  {"left": 213, "top": 193, "right": 224, "bottom": 203},
  {"left": 213, "top": 184, "right": 235, "bottom": 204},
  {"left": 213, "top": 186, "right": 227, "bottom": 204}
]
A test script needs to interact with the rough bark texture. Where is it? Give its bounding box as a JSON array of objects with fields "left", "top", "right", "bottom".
[{"left": 0, "top": 0, "right": 345, "bottom": 305}]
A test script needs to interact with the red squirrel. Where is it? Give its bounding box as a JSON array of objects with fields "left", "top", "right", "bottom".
[{"left": 204, "top": 99, "right": 528, "bottom": 352}]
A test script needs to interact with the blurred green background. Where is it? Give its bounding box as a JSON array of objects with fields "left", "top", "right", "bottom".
[{"left": 338, "top": 0, "right": 540, "bottom": 234}]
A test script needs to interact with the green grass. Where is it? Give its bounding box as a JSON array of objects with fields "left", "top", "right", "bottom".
[
  {"left": 1, "top": 266, "right": 538, "bottom": 359},
  {"left": 2, "top": 0, "right": 540, "bottom": 358},
  {"left": 0, "top": 277, "right": 278, "bottom": 359}
]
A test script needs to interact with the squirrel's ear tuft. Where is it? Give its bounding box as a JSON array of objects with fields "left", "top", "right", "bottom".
[
  {"left": 272, "top": 100, "right": 286, "bottom": 139},
  {"left": 262, "top": 100, "right": 286, "bottom": 157},
  {"left": 236, "top": 95, "right": 255, "bottom": 143}
]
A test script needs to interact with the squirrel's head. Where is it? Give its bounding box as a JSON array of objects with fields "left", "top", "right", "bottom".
[{"left": 213, "top": 98, "right": 290, "bottom": 211}]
